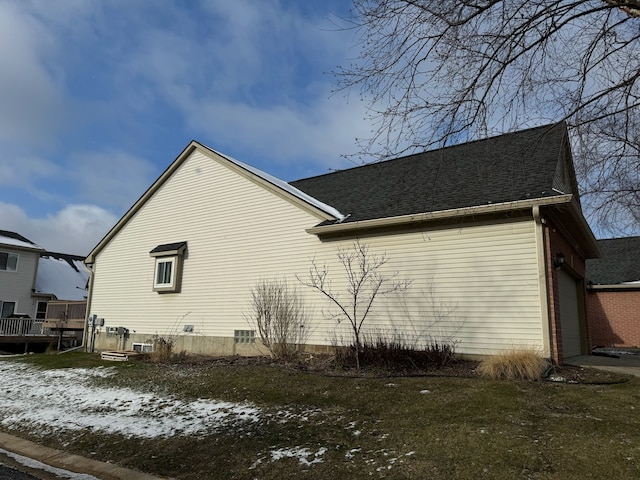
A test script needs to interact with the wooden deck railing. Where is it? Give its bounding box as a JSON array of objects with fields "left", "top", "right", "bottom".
[
  {"left": 43, "top": 301, "right": 87, "bottom": 331},
  {"left": 0, "top": 318, "right": 46, "bottom": 336}
]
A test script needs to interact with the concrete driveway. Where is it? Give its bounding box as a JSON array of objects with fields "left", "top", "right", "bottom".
[{"left": 566, "top": 352, "right": 640, "bottom": 377}]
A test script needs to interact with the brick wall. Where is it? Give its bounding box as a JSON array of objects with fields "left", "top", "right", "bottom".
[
  {"left": 587, "top": 289, "right": 640, "bottom": 347},
  {"left": 544, "top": 217, "right": 588, "bottom": 363}
]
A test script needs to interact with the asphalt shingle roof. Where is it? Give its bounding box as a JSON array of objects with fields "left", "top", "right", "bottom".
[
  {"left": 291, "top": 123, "right": 573, "bottom": 224},
  {"left": 149, "top": 242, "right": 188, "bottom": 255},
  {"left": 587, "top": 237, "right": 640, "bottom": 285}
]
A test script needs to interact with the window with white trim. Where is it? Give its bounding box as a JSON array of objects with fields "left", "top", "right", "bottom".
[
  {"left": 0, "top": 301, "right": 16, "bottom": 318},
  {"left": 132, "top": 343, "right": 153, "bottom": 353},
  {"left": 154, "top": 257, "right": 176, "bottom": 288},
  {"left": 36, "top": 301, "right": 48, "bottom": 319},
  {"left": 149, "top": 242, "right": 187, "bottom": 293},
  {"left": 0, "top": 252, "right": 18, "bottom": 272}
]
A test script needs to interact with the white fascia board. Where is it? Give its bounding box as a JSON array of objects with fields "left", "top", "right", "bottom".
[
  {"left": 0, "top": 236, "right": 44, "bottom": 252},
  {"left": 588, "top": 283, "right": 640, "bottom": 291},
  {"left": 306, "top": 195, "right": 575, "bottom": 235}
]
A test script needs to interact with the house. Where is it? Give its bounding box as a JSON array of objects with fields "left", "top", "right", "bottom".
[
  {"left": 0, "top": 230, "right": 89, "bottom": 319},
  {"left": 84, "top": 123, "right": 599, "bottom": 364},
  {"left": 0, "top": 230, "right": 44, "bottom": 319},
  {"left": 587, "top": 236, "right": 640, "bottom": 348}
]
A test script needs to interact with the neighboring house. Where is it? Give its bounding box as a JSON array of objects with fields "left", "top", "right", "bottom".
[
  {"left": 0, "top": 230, "right": 44, "bottom": 318},
  {"left": 85, "top": 123, "right": 599, "bottom": 364},
  {"left": 586, "top": 236, "right": 640, "bottom": 347},
  {"left": 0, "top": 230, "right": 89, "bottom": 319}
]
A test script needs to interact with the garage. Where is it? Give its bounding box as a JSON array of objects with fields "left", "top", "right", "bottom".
[{"left": 558, "top": 269, "right": 583, "bottom": 358}]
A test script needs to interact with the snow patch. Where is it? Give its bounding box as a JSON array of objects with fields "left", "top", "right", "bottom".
[
  {"left": 0, "top": 361, "right": 260, "bottom": 438},
  {"left": 251, "top": 446, "right": 327, "bottom": 469},
  {"left": 270, "top": 446, "right": 327, "bottom": 466}
]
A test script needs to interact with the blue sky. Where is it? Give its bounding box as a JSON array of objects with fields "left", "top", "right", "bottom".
[{"left": 0, "top": 0, "right": 369, "bottom": 254}]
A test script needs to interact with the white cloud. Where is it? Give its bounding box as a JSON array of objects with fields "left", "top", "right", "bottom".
[
  {"left": 0, "top": 203, "right": 118, "bottom": 256},
  {"left": 0, "top": 155, "right": 60, "bottom": 188},
  {"left": 0, "top": 2, "right": 64, "bottom": 146},
  {"left": 115, "top": 0, "right": 366, "bottom": 170},
  {"left": 0, "top": 0, "right": 366, "bottom": 257},
  {"left": 191, "top": 92, "right": 369, "bottom": 171},
  {"left": 69, "top": 151, "right": 158, "bottom": 210}
]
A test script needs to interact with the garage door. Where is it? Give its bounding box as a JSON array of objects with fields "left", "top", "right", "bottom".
[{"left": 558, "top": 270, "right": 582, "bottom": 358}]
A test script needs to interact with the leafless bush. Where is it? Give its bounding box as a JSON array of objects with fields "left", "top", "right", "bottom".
[
  {"left": 148, "top": 334, "right": 176, "bottom": 363},
  {"left": 245, "top": 278, "right": 311, "bottom": 360},
  {"left": 299, "top": 240, "right": 411, "bottom": 371}
]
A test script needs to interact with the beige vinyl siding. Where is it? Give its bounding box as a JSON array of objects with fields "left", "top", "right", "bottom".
[
  {"left": 0, "top": 248, "right": 39, "bottom": 317},
  {"left": 332, "top": 219, "right": 544, "bottom": 355},
  {"left": 90, "top": 150, "right": 328, "bottom": 341},
  {"left": 90, "top": 148, "right": 544, "bottom": 356}
]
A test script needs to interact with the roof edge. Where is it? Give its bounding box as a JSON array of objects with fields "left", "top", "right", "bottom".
[
  {"left": 0, "top": 242, "right": 44, "bottom": 253},
  {"left": 86, "top": 141, "right": 344, "bottom": 264},
  {"left": 588, "top": 283, "right": 640, "bottom": 291},
  {"left": 85, "top": 141, "right": 200, "bottom": 264},
  {"left": 199, "top": 144, "right": 344, "bottom": 221},
  {"left": 306, "top": 195, "right": 574, "bottom": 235},
  {"left": 566, "top": 199, "right": 600, "bottom": 258}
]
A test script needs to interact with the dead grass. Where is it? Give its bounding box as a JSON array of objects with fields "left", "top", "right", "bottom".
[
  {"left": 478, "top": 349, "right": 549, "bottom": 380},
  {"left": 3, "top": 353, "right": 638, "bottom": 480}
]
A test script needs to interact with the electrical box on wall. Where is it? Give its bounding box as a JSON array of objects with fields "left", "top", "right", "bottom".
[
  {"left": 89, "top": 316, "right": 105, "bottom": 327},
  {"left": 106, "top": 326, "right": 119, "bottom": 337},
  {"left": 106, "top": 326, "right": 129, "bottom": 337}
]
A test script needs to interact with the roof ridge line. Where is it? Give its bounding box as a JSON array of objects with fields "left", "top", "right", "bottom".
[{"left": 292, "top": 122, "right": 563, "bottom": 183}]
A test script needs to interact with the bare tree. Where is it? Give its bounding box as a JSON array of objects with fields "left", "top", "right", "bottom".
[
  {"left": 298, "top": 241, "right": 410, "bottom": 370},
  {"left": 337, "top": 0, "right": 640, "bottom": 234},
  {"left": 244, "top": 278, "right": 311, "bottom": 359}
]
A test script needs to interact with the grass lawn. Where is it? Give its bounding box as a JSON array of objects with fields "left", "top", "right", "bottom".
[{"left": 2, "top": 352, "right": 640, "bottom": 479}]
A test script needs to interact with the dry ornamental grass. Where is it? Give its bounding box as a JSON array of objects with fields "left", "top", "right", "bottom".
[{"left": 478, "top": 349, "right": 549, "bottom": 380}]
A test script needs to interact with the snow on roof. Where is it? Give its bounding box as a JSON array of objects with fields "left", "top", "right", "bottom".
[
  {"left": 34, "top": 254, "right": 89, "bottom": 301},
  {"left": 208, "top": 146, "right": 345, "bottom": 221},
  {"left": 0, "top": 231, "right": 43, "bottom": 251}
]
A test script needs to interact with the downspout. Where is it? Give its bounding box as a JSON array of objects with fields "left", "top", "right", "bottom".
[
  {"left": 533, "top": 205, "right": 554, "bottom": 360},
  {"left": 82, "top": 262, "right": 96, "bottom": 353}
]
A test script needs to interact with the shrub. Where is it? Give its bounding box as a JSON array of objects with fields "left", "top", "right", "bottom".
[
  {"left": 244, "top": 278, "right": 311, "bottom": 360},
  {"left": 148, "top": 334, "right": 176, "bottom": 363},
  {"left": 478, "top": 349, "right": 548, "bottom": 380},
  {"left": 333, "top": 332, "right": 456, "bottom": 371}
]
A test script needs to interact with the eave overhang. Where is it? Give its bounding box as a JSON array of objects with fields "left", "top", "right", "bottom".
[
  {"left": 306, "top": 195, "right": 575, "bottom": 235},
  {"left": 587, "top": 283, "right": 640, "bottom": 291}
]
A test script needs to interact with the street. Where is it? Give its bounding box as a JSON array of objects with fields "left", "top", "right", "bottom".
[{"left": 0, "top": 461, "right": 41, "bottom": 480}]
